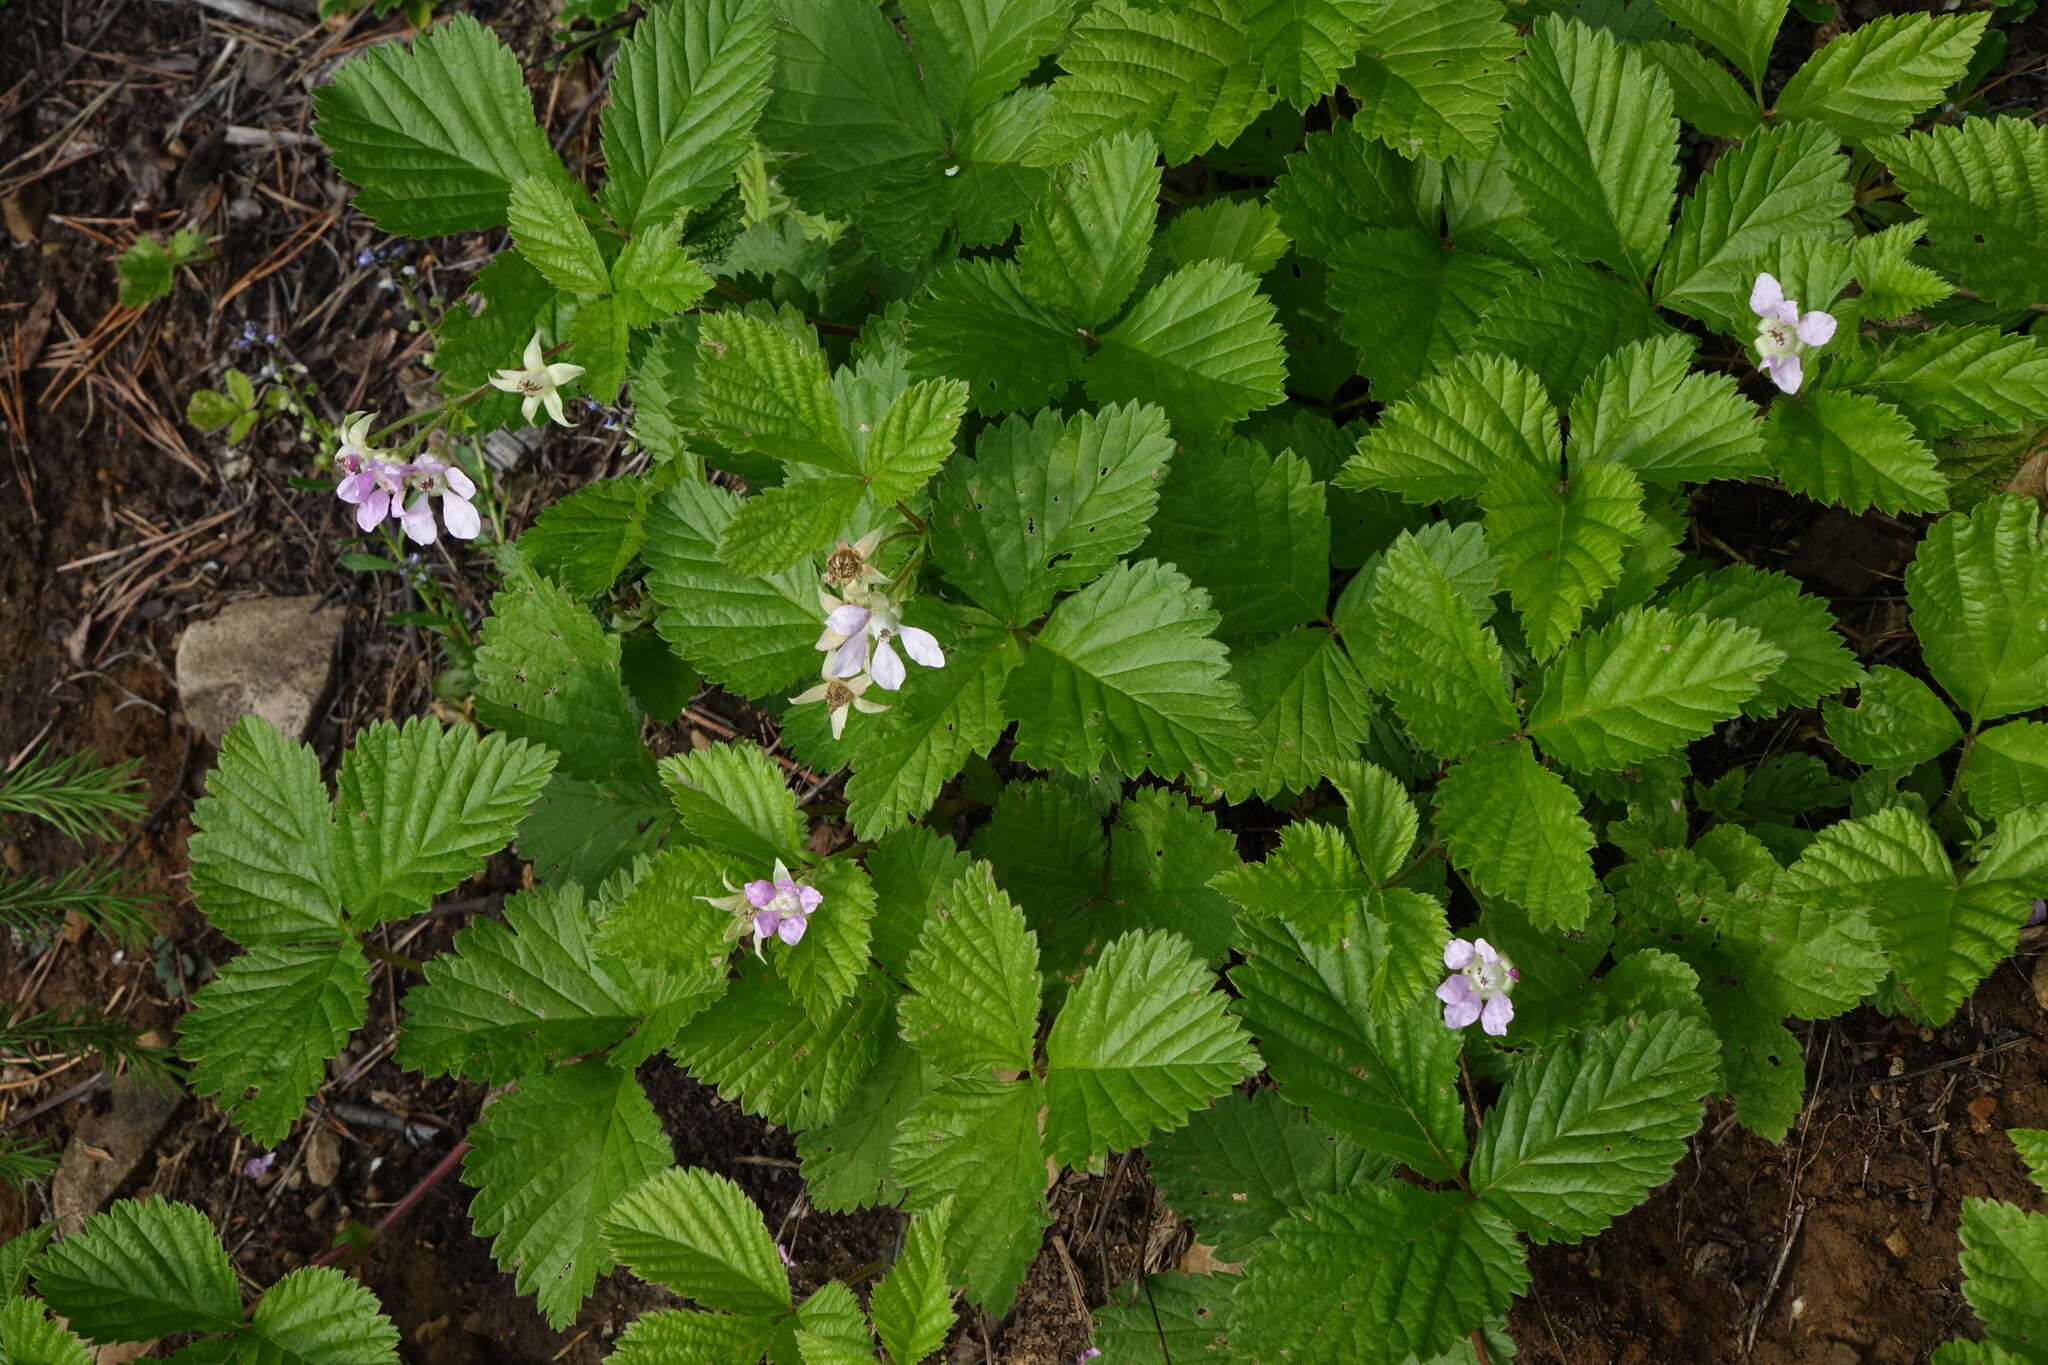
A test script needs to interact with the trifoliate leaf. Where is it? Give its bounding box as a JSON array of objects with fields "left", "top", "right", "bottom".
[
  {"left": 658, "top": 741, "right": 804, "bottom": 865},
  {"left": 907, "top": 260, "right": 1086, "bottom": 415},
  {"left": 1270, "top": 119, "right": 1425, "bottom": 263},
  {"left": 1086, "top": 260, "right": 1289, "bottom": 432},
  {"left": 1326, "top": 230, "right": 1524, "bottom": 404},
  {"left": 1016, "top": 130, "right": 1160, "bottom": 330},
  {"left": 1044, "top": 930, "right": 1261, "bottom": 1166},
  {"left": 1872, "top": 118, "right": 2048, "bottom": 311},
  {"left": 1339, "top": 351, "right": 1558, "bottom": 502},
  {"left": 1216, "top": 629, "right": 1375, "bottom": 804},
  {"left": 1436, "top": 741, "right": 1597, "bottom": 931},
  {"left": 899, "top": 863, "right": 1042, "bottom": 1079},
  {"left": 188, "top": 716, "right": 339, "bottom": 947},
  {"left": 1233, "top": 1186, "right": 1528, "bottom": 1365},
  {"left": 1656, "top": 565, "right": 1864, "bottom": 716},
  {"left": 1231, "top": 919, "right": 1468, "bottom": 1179},
  {"left": 670, "top": 965, "right": 889, "bottom": 1129},
  {"left": 519, "top": 477, "right": 650, "bottom": 596},
  {"left": 1100, "top": 789, "right": 1243, "bottom": 966},
  {"left": 463, "top": 1064, "right": 671, "bottom": 1329},
  {"left": 30, "top": 1197, "right": 241, "bottom": 1343},
  {"left": 507, "top": 176, "right": 609, "bottom": 296},
  {"left": 1965, "top": 722, "right": 2048, "bottom": 819},
  {"left": 331, "top": 720, "right": 555, "bottom": 926},
  {"left": 600, "top": 0, "right": 775, "bottom": 231},
  {"left": 0, "top": 1298, "right": 90, "bottom": 1365},
  {"left": 1470, "top": 1010, "right": 1719, "bottom": 1243},
  {"left": 1766, "top": 388, "right": 1946, "bottom": 516},
  {"left": 1246, "top": 0, "right": 1380, "bottom": 107},
  {"left": 797, "top": 1025, "right": 932, "bottom": 1213},
  {"left": 1362, "top": 531, "right": 1520, "bottom": 761},
  {"left": 1568, "top": 333, "right": 1767, "bottom": 487},
  {"left": 1846, "top": 220, "right": 1955, "bottom": 321},
  {"left": 869, "top": 1199, "right": 954, "bottom": 1365},
  {"left": 1211, "top": 821, "right": 1372, "bottom": 946},
  {"left": 1006, "top": 560, "right": 1252, "bottom": 787},
  {"left": 180, "top": 939, "right": 368, "bottom": 1147},
  {"left": 1328, "top": 759, "right": 1419, "bottom": 884},
  {"left": 1144, "top": 441, "right": 1329, "bottom": 637},
  {"left": 1905, "top": 495, "right": 2048, "bottom": 723},
  {"left": 1528, "top": 606, "right": 1785, "bottom": 772},
  {"left": 244, "top": 1267, "right": 402, "bottom": 1365},
  {"left": 314, "top": 17, "right": 576, "bottom": 236},
  {"left": 1774, "top": 12, "right": 1987, "bottom": 145},
  {"left": 1345, "top": 0, "right": 1521, "bottom": 160},
  {"left": 1830, "top": 327, "right": 2048, "bottom": 442},
  {"left": 475, "top": 568, "right": 649, "bottom": 784},
  {"left": 1482, "top": 457, "right": 1645, "bottom": 658},
  {"left": 862, "top": 378, "right": 967, "bottom": 506},
  {"left": 1502, "top": 17, "right": 1678, "bottom": 283},
  {"left": 891, "top": 1078, "right": 1049, "bottom": 1314},
  {"left": 932, "top": 403, "right": 1175, "bottom": 626},
  {"left": 602, "top": 1167, "right": 790, "bottom": 1314},
  {"left": 1824, "top": 665, "right": 1963, "bottom": 768}
]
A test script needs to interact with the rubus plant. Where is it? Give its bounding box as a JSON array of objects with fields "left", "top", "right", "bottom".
[
  {"left": 1934, "top": 1130, "right": 2048, "bottom": 1365},
  {"left": 31, "top": 0, "right": 2042, "bottom": 1359}
]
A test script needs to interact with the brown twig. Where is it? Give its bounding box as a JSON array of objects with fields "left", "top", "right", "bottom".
[{"left": 309, "top": 1139, "right": 472, "bottom": 1269}]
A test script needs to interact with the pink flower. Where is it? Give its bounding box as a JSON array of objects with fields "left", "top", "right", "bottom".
[
  {"left": 2028, "top": 899, "right": 2046, "bottom": 928},
  {"left": 242, "top": 1151, "right": 275, "bottom": 1179},
  {"left": 398, "top": 455, "right": 480, "bottom": 545},
  {"left": 1437, "top": 937, "right": 1518, "bottom": 1037},
  {"left": 816, "top": 591, "right": 944, "bottom": 691},
  {"left": 1750, "top": 272, "right": 1837, "bottom": 395},
  {"left": 699, "top": 859, "right": 823, "bottom": 957}
]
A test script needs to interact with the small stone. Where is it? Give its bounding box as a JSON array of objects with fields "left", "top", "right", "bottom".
[
  {"left": 1967, "top": 1094, "right": 1999, "bottom": 1133},
  {"left": 52, "top": 1076, "right": 184, "bottom": 1235},
  {"left": 1883, "top": 1226, "right": 1911, "bottom": 1259},
  {"left": 304, "top": 1127, "right": 342, "bottom": 1187},
  {"left": 2032, "top": 953, "right": 2048, "bottom": 1014},
  {"left": 175, "top": 595, "right": 344, "bottom": 741}
]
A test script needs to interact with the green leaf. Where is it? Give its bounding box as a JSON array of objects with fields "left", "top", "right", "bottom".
[
  {"left": 245, "top": 1267, "right": 402, "bottom": 1365},
  {"left": 866, "top": 827, "right": 974, "bottom": 982},
  {"left": 863, "top": 378, "right": 968, "bottom": 506},
  {"left": 1345, "top": 0, "right": 1521, "bottom": 160},
  {"left": 1966, "top": 722, "right": 2048, "bottom": 819},
  {"left": 1006, "top": 560, "right": 1251, "bottom": 787},
  {"left": 1036, "top": 0, "right": 1275, "bottom": 166},
  {"left": 1248, "top": 0, "right": 1382, "bottom": 107},
  {"left": 1847, "top": 220, "right": 1956, "bottom": 322},
  {"left": 431, "top": 251, "right": 554, "bottom": 415},
  {"left": 1211, "top": 820, "right": 1372, "bottom": 946},
  {"left": 1775, "top": 12, "right": 1986, "bottom": 145},
  {"left": 520, "top": 478, "right": 650, "bottom": 596},
  {"left": 188, "top": 716, "right": 339, "bottom": 947},
  {"left": 1528, "top": 607, "right": 1784, "bottom": 772},
  {"left": 332, "top": 719, "right": 556, "bottom": 926},
  {"left": 180, "top": 940, "right": 369, "bottom": 1147},
  {"left": 1099, "top": 789, "right": 1244, "bottom": 968},
  {"left": 1145, "top": 442, "right": 1329, "bottom": 638},
  {"left": 607, "top": 1311, "right": 787, "bottom": 1365},
  {"left": 1091, "top": 1273, "right": 1239, "bottom": 1363},
  {"left": 0, "top": 1225, "right": 54, "bottom": 1297},
  {"left": 907, "top": 260, "right": 1085, "bottom": 416},
  {"left": 623, "top": 631, "right": 699, "bottom": 724},
  {"left": 694, "top": 311, "right": 851, "bottom": 472},
  {"left": 1824, "top": 665, "right": 1962, "bottom": 768},
  {"left": 1330, "top": 760, "right": 1419, "bottom": 884},
  {"left": 658, "top": 741, "right": 803, "bottom": 865},
  {"left": 1436, "top": 741, "right": 1597, "bottom": 931},
  {"left": 796, "top": 1281, "right": 871, "bottom": 1365},
  {"left": 1829, "top": 326, "right": 2048, "bottom": 441},
  {"left": 643, "top": 478, "right": 827, "bottom": 696},
  {"left": 1044, "top": 931, "right": 1260, "bottom": 1167},
  {"left": 1502, "top": 16, "right": 1678, "bottom": 283},
  {"left": 1654, "top": 121, "right": 1851, "bottom": 328},
  {"left": 891, "top": 1078, "right": 1049, "bottom": 1314},
  {"left": 602, "top": 1167, "right": 790, "bottom": 1314},
  {"left": 1159, "top": 197, "right": 1291, "bottom": 276},
  {"left": 463, "top": 1064, "right": 672, "bottom": 1328},
  {"left": 507, "top": 176, "right": 609, "bottom": 295},
  {"left": 670, "top": 965, "right": 888, "bottom": 1128},
  {"left": 1232, "top": 1186, "right": 1528, "bottom": 1365},
  {"left": 1655, "top": 565, "right": 1864, "bottom": 717},
  {"left": 2011, "top": 1130, "right": 2048, "bottom": 1197},
  {"left": 1639, "top": 39, "right": 1763, "bottom": 141},
  {"left": 1872, "top": 118, "right": 2048, "bottom": 311},
  {"left": 1086, "top": 260, "right": 1288, "bottom": 431},
  {"left": 1905, "top": 495, "right": 2048, "bottom": 723},
  {"left": 1149, "top": 1090, "right": 1391, "bottom": 1262},
  {"left": 932, "top": 403, "right": 1175, "bottom": 626},
  {"left": 1339, "top": 351, "right": 1558, "bottom": 503},
  {"left": 1653, "top": 0, "right": 1784, "bottom": 85},
  {"left": 1958, "top": 1198, "right": 2048, "bottom": 1355},
  {"left": 1231, "top": 919, "right": 1468, "bottom": 1178},
  {"left": 1568, "top": 333, "right": 1768, "bottom": 487},
  {"left": 1482, "top": 457, "right": 1644, "bottom": 658},
  {"left": 900, "top": 0, "right": 1069, "bottom": 127},
  {"left": 1766, "top": 388, "right": 1946, "bottom": 516},
  {"left": 1270, "top": 119, "right": 1425, "bottom": 263},
  {"left": 1017, "top": 130, "right": 1160, "bottom": 330},
  {"left": 1467, "top": 259, "right": 1668, "bottom": 404},
  {"left": 0, "top": 1298, "right": 90, "bottom": 1365},
  {"left": 397, "top": 886, "right": 650, "bottom": 1082},
  {"left": 314, "top": 17, "right": 575, "bottom": 235},
  {"left": 30, "top": 1197, "right": 241, "bottom": 1342},
  {"left": 899, "top": 862, "right": 1041, "bottom": 1079},
  {"left": 1713, "top": 889, "right": 1889, "bottom": 1021},
  {"left": 520, "top": 771, "right": 675, "bottom": 889},
  {"left": 611, "top": 228, "right": 716, "bottom": 325},
  {"left": 600, "top": 0, "right": 775, "bottom": 231},
  {"left": 797, "top": 1025, "right": 932, "bottom": 1213},
  {"left": 1326, "top": 231, "right": 1524, "bottom": 404},
  {"left": 567, "top": 294, "right": 629, "bottom": 404},
  {"left": 1703, "top": 986, "right": 1804, "bottom": 1142},
  {"left": 1361, "top": 531, "right": 1519, "bottom": 761},
  {"left": 869, "top": 1199, "right": 955, "bottom": 1365},
  {"left": 114, "top": 237, "right": 174, "bottom": 307},
  {"left": 973, "top": 783, "right": 1108, "bottom": 979},
  {"left": 1469, "top": 1011, "right": 1719, "bottom": 1242},
  {"left": 1215, "top": 629, "right": 1375, "bottom": 803},
  {"left": 475, "top": 569, "right": 648, "bottom": 783}
]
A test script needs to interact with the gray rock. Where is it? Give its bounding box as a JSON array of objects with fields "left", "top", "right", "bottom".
[
  {"left": 52, "top": 1074, "right": 183, "bottom": 1236},
  {"left": 176, "top": 594, "right": 343, "bottom": 741}
]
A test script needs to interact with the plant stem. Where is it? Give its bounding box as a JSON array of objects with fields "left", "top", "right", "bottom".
[
  {"left": 361, "top": 941, "right": 427, "bottom": 974},
  {"left": 309, "top": 1139, "right": 471, "bottom": 1269}
]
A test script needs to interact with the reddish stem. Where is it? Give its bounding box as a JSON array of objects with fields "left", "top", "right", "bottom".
[{"left": 310, "top": 1139, "right": 471, "bottom": 1269}]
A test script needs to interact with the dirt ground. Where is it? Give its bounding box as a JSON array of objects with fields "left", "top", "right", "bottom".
[{"left": 1, "top": 0, "right": 2044, "bottom": 1361}]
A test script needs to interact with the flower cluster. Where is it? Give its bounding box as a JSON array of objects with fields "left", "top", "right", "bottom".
[
  {"left": 700, "top": 859, "right": 823, "bottom": 957},
  {"left": 1437, "top": 938, "right": 1518, "bottom": 1036},
  {"left": 1749, "top": 272, "right": 1837, "bottom": 395},
  {"left": 792, "top": 531, "right": 946, "bottom": 738},
  {"left": 331, "top": 412, "right": 480, "bottom": 545}
]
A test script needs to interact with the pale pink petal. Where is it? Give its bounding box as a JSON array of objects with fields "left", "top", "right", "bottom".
[
  {"left": 400, "top": 496, "right": 437, "bottom": 545},
  {"left": 1767, "top": 351, "right": 1803, "bottom": 394},
  {"left": 1471, "top": 938, "right": 1498, "bottom": 964},
  {"left": 1443, "top": 940, "right": 1475, "bottom": 970},
  {"left": 778, "top": 914, "right": 807, "bottom": 946},
  {"left": 745, "top": 880, "right": 777, "bottom": 908},
  {"left": 797, "top": 885, "right": 823, "bottom": 913},
  {"left": 871, "top": 640, "right": 906, "bottom": 691},
  {"left": 444, "top": 465, "right": 477, "bottom": 499},
  {"left": 899, "top": 625, "right": 945, "bottom": 668},
  {"left": 1796, "top": 310, "right": 1837, "bottom": 346},
  {"left": 1480, "top": 994, "right": 1514, "bottom": 1036},
  {"left": 357, "top": 490, "right": 389, "bottom": 532},
  {"left": 1436, "top": 975, "right": 1473, "bottom": 1005},
  {"left": 440, "top": 495, "right": 481, "bottom": 540},
  {"left": 1759, "top": 299, "right": 1799, "bottom": 325},
  {"left": 1749, "top": 272, "right": 1786, "bottom": 318},
  {"left": 754, "top": 909, "right": 782, "bottom": 939},
  {"left": 1443, "top": 996, "right": 1482, "bottom": 1030},
  {"left": 336, "top": 471, "right": 373, "bottom": 504},
  {"left": 825, "top": 604, "right": 870, "bottom": 636},
  {"left": 831, "top": 635, "right": 870, "bottom": 678}
]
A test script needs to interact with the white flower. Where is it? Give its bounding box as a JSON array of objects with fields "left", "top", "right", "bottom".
[
  {"left": 1749, "top": 272, "right": 1838, "bottom": 396},
  {"left": 792, "top": 672, "right": 889, "bottom": 739},
  {"left": 818, "top": 591, "right": 944, "bottom": 691},
  {"left": 488, "top": 332, "right": 585, "bottom": 426}
]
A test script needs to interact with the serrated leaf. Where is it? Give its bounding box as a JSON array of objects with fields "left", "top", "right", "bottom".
[
  {"left": 30, "top": 1197, "right": 241, "bottom": 1342},
  {"left": 1775, "top": 13, "right": 1986, "bottom": 145},
  {"left": 1150, "top": 1090, "right": 1392, "bottom": 1263},
  {"left": 907, "top": 260, "right": 1086, "bottom": 416},
  {"left": 1145, "top": 442, "right": 1329, "bottom": 638},
  {"left": 1044, "top": 931, "right": 1260, "bottom": 1167},
  {"left": 670, "top": 965, "right": 888, "bottom": 1128},
  {"left": 932, "top": 403, "right": 1174, "bottom": 626},
  {"left": 1528, "top": 607, "right": 1786, "bottom": 772},
  {"left": 1872, "top": 118, "right": 2048, "bottom": 311},
  {"left": 463, "top": 1064, "right": 671, "bottom": 1328},
  {"left": 1233, "top": 1186, "right": 1527, "bottom": 1365},
  {"left": 1656, "top": 565, "right": 1864, "bottom": 716},
  {"left": 1639, "top": 38, "right": 1763, "bottom": 141},
  {"left": 1211, "top": 821, "right": 1371, "bottom": 946},
  {"left": 602, "top": 1167, "right": 790, "bottom": 1314},
  {"left": 1468, "top": 259, "right": 1668, "bottom": 404},
  {"left": 1958, "top": 1197, "right": 2048, "bottom": 1354},
  {"left": 1482, "top": 457, "right": 1644, "bottom": 658},
  {"left": 2009, "top": 1130, "right": 2048, "bottom": 1197},
  {"left": 1767, "top": 389, "right": 1946, "bottom": 516},
  {"left": 1824, "top": 665, "right": 1962, "bottom": 768},
  {"left": 1091, "top": 1273, "right": 1239, "bottom": 1363},
  {"left": 1327, "top": 760, "right": 1418, "bottom": 884},
  {"left": 0, "top": 1224, "right": 54, "bottom": 1297},
  {"left": 611, "top": 227, "right": 716, "bottom": 327},
  {"left": 1503, "top": 17, "right": 1678, "bottom": 283},
  {"left": 1231, "top": 920, "right": 1468, "bottom": 1178},
  {"left": 180, "top": 939, "right": 368, "bottom": 1147},
  {"left": 1327, "top": 230, "right": 1524, "bottom": 404},
  {"left": 607, "top": 1310, "right": 787, "bottom": 1365},
  {"left": 1830, "top": 327, "right": 2048, "bottom": 442},
  {"left": 1906, "top": 495, "right": 2048, "bottom": 723},
  {"left": 1086, "top": 260, "right": 1288, "bottom": 431},
  {"left": 1653, "top": 0, "right": 1785, "bottom": 85},
  {"left": 1248, "top": 0, "right": 1382, "bottom": 107},
  {"left": 869, "top": 1199, "right": 954, "bottom": 1365},
  {"left": 1270, "top": 119, "right": 1424, "bottom": 262},
  {"left": 899, "top": 863, "right": 1041, "bottom": 1079},
  {"left": 866, "top": 827, "right": 974, "bottom": 981},
  {"left": 432, "top": 252, "right": 554, "bottom": 416},
  {"left": 1703, "top": 985, "right": 1804, "bottom": 1142},
  {"left": 0, "top": 1298, "right": 90, "bottom": 1365},
  {"left": 1966, "top": 723, "right": 2048, "bottom": 819},
  {"left": 863, "top": 378, "right": 967, "bottom": 506},
  {"left": 973, "top": 782, "right": 1108, "bottom": 979},
  {"left": 795, "top": 1280, "right": 871, "bottom": 1365},
  {"left": 1713, "top": 890, "right": 1889, "bottom": 1020},
  {"left": 658, "top": 741, "right": 804, "bottom": 865},
  {"left": 507, "top": 176, "right": 609, "bottom": 295},
  {"left": 694, "top": 312, "right": 851, "bottom": 472},
  {"left": 314, "top": 17, "right": 575, "bottom": 235},
  {"left": 1436, "top": 741, "right": 1597, "bottom": 931},
  {"left": 798, "top": 1025, "right": 932, "bottom": 1213},
  {"left": 520, "top": 478, "right": 650, "bottom": 596},
  {"left": 1470, "top": 1010, "right": 1719, "bottom": 1242},
  {"left": 719, "top": 476, "right": 865, "bottom": 575},
  {"left": 245, "top": 1267, "right": 402, "bottom": 1365},
  {"left": 1362, "top": 531, "right": 1519, "bottom": 761},
  {"left": 1345, "top": 0, "right": 1520, "bottom": 160},
  {"left": 1339, "top": 351, "right": 1558, "bottom": 502},
  {"left": 1006, "top": 560, "right": 1251, "bottom": 786},
  {"left": 1569, "top": 333, "right": 1767, "bottom": 486},
  {"left": 1099, "top": 789, "right": 1243, "bottom": 967},
  {"left": 900, "top": 0, "right": 1069, "bottom": 127},
  {"left": 188, "top": 716, "right": 339, "bottom": 947},
  {"left": 521, "top": 771, "right": 675, "bottom": 889},
  {"left": 475, "top": 568, "right": 648, "bottom": 783},
  {"left": 1017, "top": 130, "right": 1160, "bottom": 329},
  {"left": 600, "top": 0, "right": 775, "bottom": 231},
  {"left": 891, "top": 1078, "right": 1049, "bottom": 1314},
  {"left": 1159, "top": 197, "right": 1291, "bottom": 276},
  {"left": 1216, "top": 629, "right": 1375, "bottom": 804}
]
